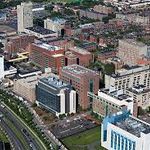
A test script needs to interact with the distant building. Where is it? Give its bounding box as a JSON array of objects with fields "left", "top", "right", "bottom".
[
  {"left": 93, "top": 5, "right": 113, "bottom": 15},
  {"left": 36, "top": 77, "right": 76, "bottom": 116},
  {"left": 80, "top": 9, "right": 107, "bottom": 21},
  {"left": 105, "top": 65, "right": 150, "bottom": 91},
  {"left": 29, "top": 42, "right": 64, "bottom": 74},
  {"left": 60, "top": 64, "right": 99, "bottom": 109},
  {"left": 88, "top": 88, "right": 137, "bottom": 117},
  {"left": 44, "top": 18, "right": 66, "bottom": 35},
  {"left": 5, "top": 34, "right": 35, "bottom": 59},
  {"left": 117, "top": 39, "right": 149, "bottom": 66},
  {"left": 24, "top": 26, "right": 58, "bottom": 39},
  {"left": 17, "top": 2, "right": 33, "bottom": 32},
  {"left": 101, "top": 110, "right": 150, "bottom": 150},
  {"left": 65, "top": 46, "right": 93, "bottom": 67}
]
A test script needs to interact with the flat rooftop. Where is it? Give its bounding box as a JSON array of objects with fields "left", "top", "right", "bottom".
[
  {"left": 69, "top": 46, "right": 91, "bottom": 55},
  {"left": 110, "top": 65, "right": 150, "bottom": 78},
  {"left": 62, "top": 64, "right": 98, "bottom": 76},
  {"left": 34, "top": 43, "right": 61, "bottom": 51},
  {"left": 39, "top": 77, "right": 69, "bottom": 89},
  {"left": 115, "top": 116, "right": 150, "bottom": 137},
  {"left": 26, "top": 26, "right": 56, "bottom": 35},
  {"left": 120, "top": 39, "right": 147, "bottom": 47},
  {"left": 128, "top": 85, "right": 150, "bottom": 94}
]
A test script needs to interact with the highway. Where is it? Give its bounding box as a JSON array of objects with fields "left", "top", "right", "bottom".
[{"left": 0, "top": 104, "right": 46, "bottom": 150}]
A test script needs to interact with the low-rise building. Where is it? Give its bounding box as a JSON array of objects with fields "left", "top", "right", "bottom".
[
  {"left": 101, "top": 110, "right": 150, "bottom": 150},
  {"left": 36, "top": 77, "right": 76, "bottom": 116}
]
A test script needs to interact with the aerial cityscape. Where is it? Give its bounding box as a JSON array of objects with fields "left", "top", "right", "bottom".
[{"left": 0, "top": 0, "right": 149, "bottom": 150}]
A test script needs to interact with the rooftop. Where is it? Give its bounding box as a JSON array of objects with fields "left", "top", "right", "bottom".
[
  {"left": 39, "top": 77, "right": 69, "bottom": 89},
  {"left": 33, "top": 43, "right": 61, "bottom": 51},
  {"left": 110, "top": 65, "right": 150, "bottom": 78},
  {"left": 115, "top": 115, "right": 150, "bottom": 137},
  {"left": 69, "top": 46, "right": 91, "bottom": 55},
  {"left": 62, "top": 64, "right": 98, "bottom": 76},
  {"left": 47, "top": 18, "right": 66, "bottom": 24},
  {"left": 26, "top": 26, "right": 56, "bottom": 35},
  {"left": 128, "top": 85, "right": 150, "bottom": 94}
]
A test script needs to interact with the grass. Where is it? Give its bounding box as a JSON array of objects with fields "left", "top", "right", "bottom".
[
  {"left": 0, "top": 127, "right": 8, "bottom": 143},
  {"left": 62, "top": 126, "right": 103, "bottom": 150}
]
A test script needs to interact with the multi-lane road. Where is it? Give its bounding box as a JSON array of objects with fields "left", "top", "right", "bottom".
[{"left": 0, "top": 104, "right": 47, "bottom": 150}]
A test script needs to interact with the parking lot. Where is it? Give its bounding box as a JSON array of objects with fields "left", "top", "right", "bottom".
[{"left": 50, "top": 115, "right": 98, "bottom": 139}]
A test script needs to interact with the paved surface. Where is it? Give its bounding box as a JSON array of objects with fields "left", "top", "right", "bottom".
[{"left": 0, "top": 104, "right": 45, "bottom": 150}]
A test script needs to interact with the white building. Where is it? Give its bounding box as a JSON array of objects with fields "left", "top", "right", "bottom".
[
  {"left": 0, "top": 55, "right": 4, "bottom": 80},
  {"left": 17, "top": 2, "right": 33, "bottom": 32},
  {"left": 101, "top": 111, "right": 150, "bottom": 150},
  {"left": 126, "top": 85, "right": 150, "bottom": 109},
  {"left": 44, "top": 18, "right": 66, "bottom": 35},
  {"left": 105, "top": 65, "right": 150, "bottom": 91}
]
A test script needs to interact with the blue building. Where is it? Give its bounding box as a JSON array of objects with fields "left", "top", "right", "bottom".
[
  {"left": 101, "top": 110, "right": 150, "bottom": 150},
  {"left": 36, "top": 77, "right": 76, "bottom": 116}
]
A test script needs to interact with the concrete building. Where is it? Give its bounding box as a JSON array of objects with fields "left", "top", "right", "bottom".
[
  {"left": 105, "top": 65, "right": 150, "bottom": 91},
  {"left": 93, "top": 5, "right": 113, "bottom": 15},
  {"left": 117, "top": 39, "right": 149, "bottom": 66},
  {"left": 13, "top": 73, "right": 50, "bottom": 103},
  {"left": 24, "top": 26, "right": 58, "bottom": 39},
  {"left": 36, "top": 77, "right": 76, "bottom": 116},
  {"left": 44, "top": 18, "right": 66, "bottom": 35},
  {"left": 17, "top": 2, "right": 33, "bottom": 32},
  {"left": 60, "top": 64, "right": 99, "bottom": 109},
  {"left": 88, "top": 88, "right": 137, "bottom": 117},
  {"left": 126, "top": 85, "right": 150, "bottom": 109},
  {"left": 29, "top": 42, "right": 64, "bottom": 74},
  {"left": 101, "top": 110, "right": 150, "bottom": 150}
]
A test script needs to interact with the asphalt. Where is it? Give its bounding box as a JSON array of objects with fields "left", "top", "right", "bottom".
[{"left": 0, "top": 105, "right": 45, "bottom": 150}]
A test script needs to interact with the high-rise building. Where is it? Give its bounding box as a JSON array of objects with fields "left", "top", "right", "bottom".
[
  {"left": 17, "top": 2, "right": 33, "bottom": 32},
  {"left": 0, "top": 55, "right": 4, "bottom": 80},
  {"left": 36, "top": 77, "right": 76, "bottom": 116},
  {"left": 101, "top": 110, "right": 150, "bottom": 150},
  {"left": 60, "top": 64, "right": 99, "bottom": 109}
]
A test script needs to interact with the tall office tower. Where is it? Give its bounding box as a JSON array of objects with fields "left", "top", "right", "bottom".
[
  {"left": 17, "top": 2, "right": 33, "bottom": 33},
  {"left": 0, "top": 55, "right": 4, "bottom": 80}
]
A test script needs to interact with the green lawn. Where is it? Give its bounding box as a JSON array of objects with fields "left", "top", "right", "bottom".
[{"left": 62, "top": 126, "right": 105, "bottom": 150}]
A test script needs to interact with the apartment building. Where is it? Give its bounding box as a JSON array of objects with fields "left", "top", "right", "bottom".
[{"left": 117, "top": 39, "right": 149, "bottom": 66}]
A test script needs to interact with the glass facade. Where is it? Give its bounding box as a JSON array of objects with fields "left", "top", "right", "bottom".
[{"left": 110, "top": 130, "right": 136, "bottom": 150}]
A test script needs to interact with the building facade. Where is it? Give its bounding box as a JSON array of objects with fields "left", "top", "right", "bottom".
[
  {"left": 17, "top": 2, "right": 33, "bottom": 32},
  {"left": 0, "top": 55, "right": 4, "bottom": 80},
  {"left": 60, "top": 64, "right": 99, "bottom": 109},
  {"left": 105, "top": 65, "right": 150, "bottom": 91},
  {"left": 88, "top": 89, "right": 137, "bottom": 117},
  {"left": 101, "top": 111, "right": 150, "bottom": 150},
  {"left": 36, "top": 77, "right": 76, "bottom": 116},
  {"left": 29, "top": 42, "right": 64, "bottom": 74}
]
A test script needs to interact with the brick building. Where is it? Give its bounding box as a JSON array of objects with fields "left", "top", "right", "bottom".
[
  {"left": 65, "top": 47, "right": 93, "bottom": 67},
  {"left": 29, "top": 42, "right": 64, "bottom": 74},
  {"left": 5, "top": 34, "right": 35, "bottom": 59},
  {"left": 60, "top": 64, "right": 99, "bottom": 109}
]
